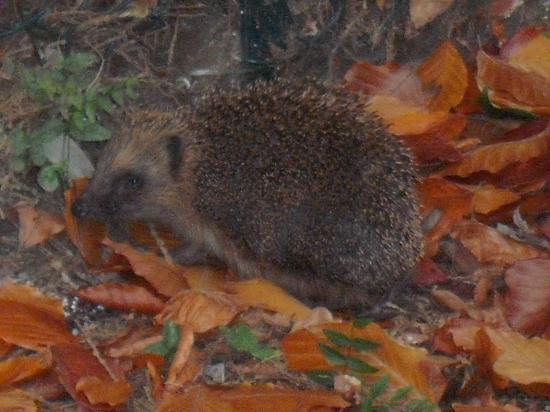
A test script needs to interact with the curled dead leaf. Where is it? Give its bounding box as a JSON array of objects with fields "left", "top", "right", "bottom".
[{"left": 16, "top": 206, "right": 65, "bottom": 248}]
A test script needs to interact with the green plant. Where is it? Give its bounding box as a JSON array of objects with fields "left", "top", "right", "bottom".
[
  {"left": 146, "top": 321, "right": 181, "bottom": 362},
  {"left": 220, "top": 323, "right": 281, "bottom": 361},
  {"left": 7, "top": 51, "right": 137, "bottom": 191},
  {"left": 315, "top": 322, "right": 436, "bottom": 412}
]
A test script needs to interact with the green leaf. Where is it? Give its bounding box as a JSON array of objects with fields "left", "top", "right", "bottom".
[
  {"left": 30, "top": 144, "right": 47, "bottom": 167},
  {"left": 347, "top": 356, "right": 378, "bottom": 374},
  {"left": 37, "top": 164, "right": 61, "bottom": 192},
  {"left": 369, "top": 375, "right": 390, "bottom": 400},
  {"left": 79, "top": 122, "right": 112, "bottom": 141},
  {"left": 146, "top": 321, "right": 181, "bottom": 361},
  {"left": 353, "top": 318, "right": 373, "bottom": 329},
  {"left": 306, "top": 371, "right": 335, "bottom": 388},
  {"left": 85, "top": 97, "right": 97, "bottom": 123},
  {"left": 389, "top": 386, "right": 412, "bottom": 404},
  {"left": 478, "top": 88, "right": 537, "bottom": 120},
  {"left": 403, "top": 399, "right": 436, "bottom": 412},
  {"left": 32, "top": 119, "right": 65, "bottom": 144},
  {"left": 221, "top": 323, "right": 281, "bottom": 361},
  {"left": 61, "top": 52, "right": 97, "bottom": 73},
  {"left": 111, "top": 89, "right": 124, "bottom": 106},
  {"left": 11, "top": 127, "right": 30, "bottom": 155},
  {"left": 318, "top": 344, "right": 347, "bottom": 366},
  {"left": 323, "top": 329, "right": 379, "bottom": 352},
  {"left": 97, "top": 95, "right": 115, "bottom": 114},
  {"left": 9, "top": 157, "right": 27, "bottom": 173},
  {"left": 70, "top": 112, "right": 87, "bottom": 132},
  {"left": 125, "top": 77, "right": 138, "bottom": 99}
]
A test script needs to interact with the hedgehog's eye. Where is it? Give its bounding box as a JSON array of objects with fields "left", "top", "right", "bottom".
[{"left": 125, "top": 174, "right": 143, "bottom": 190}]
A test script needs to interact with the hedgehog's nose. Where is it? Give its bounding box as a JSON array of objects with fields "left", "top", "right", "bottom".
[{"left": 71, "top": 199, "right": 89, "bottom": 218}]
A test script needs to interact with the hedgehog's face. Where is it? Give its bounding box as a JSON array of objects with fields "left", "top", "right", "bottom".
[{"left": 72, "top": 131, "right": 185, "bottom": 240}]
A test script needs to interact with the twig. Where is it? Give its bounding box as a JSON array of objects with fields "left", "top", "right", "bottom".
[
  {"left": 167, "top": 15, "right": 180, "bottom": 67},
  {"left": 148, "top": 223, "right": 174, "bottom": 265}
]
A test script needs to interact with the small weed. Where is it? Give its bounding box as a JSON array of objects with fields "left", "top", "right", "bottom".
[
  {"left": 221, "top": 323, "right": 281, "bottom": 361},
  {"left": 6, "top": 51, "right": 137, "bottom": 191}
]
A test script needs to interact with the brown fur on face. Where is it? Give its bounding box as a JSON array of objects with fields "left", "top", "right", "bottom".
[{"left": 75, "top": 80, "right": 422, "bottom": 311}]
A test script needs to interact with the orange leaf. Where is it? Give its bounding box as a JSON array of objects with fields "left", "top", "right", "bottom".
[
  {"left": 0, "top": 355, "right": 51, "bottom": 387},
  {"left": 64, "top": 179, "right": 106, "bottom": 267},
  {"left": 505, "top": 259, "right": 550, "bottom": 335},
  {"left": 165, "top": 328, "right": 203, "bottom": 389},
  {"left": 75, "top": 376, "right": 132, "bottom": 407},
  {"left": 77, "top": 283, "right": 165, "bottom": 314},
  {"left": 52, "top": 342, "right": 127, "bottom": 411},
  {"left": 417, "top": 41, "right": 468, "bottom": 111},
  {"left": 507, "top": 31, "right": 550, "bottom": 80},
  {"left": 470, "top": 184, "right": 520, "bottom": 214},
  {"left": 16, "top": 206, "right": 65, "bottom": 248},
  {"left": 103, "top": 239, "right": 188, "bottom": 297},
  {"left": 0, "top": 389, "right": 38, "bottom": 412},
  {"left": 442, "top": 127, "right": 550, "bottom": 177},
  {"left": 283, "top": 322, "right": 449, "bottom": 403},
  {"left": 0, "top": 339, "right": 13, "bottom": 357},
  {"left": 477, "top": 50, "right": 550, "bottom": 108},
  {"left": 418, "top": 177, "right": 473, "bottom": 254},
  {"left": 451, "top": 221, "right": 547, "bottom": 265},
  {"left": 156, "top": 384, "right": 349, "bottom": 412},
  {"left": 366, "top": 95, "right": 449, "bottom": 135},
  {"left": 0, "top": 284, "right": 73, "bottom": 350},
  {"left": 225, "top": 278, "right": 312, "bottom": 321},
  {"left": 484, "top": 327, "right": 550, "bottom": 394},
  {"left": 156, "top": 290, "right": 242, "bottom": 333}
]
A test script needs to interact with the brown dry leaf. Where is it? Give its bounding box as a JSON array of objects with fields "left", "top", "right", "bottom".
[
  {"left": 470, "top": 184, "right": 520, "bottom": 215},
  {"left": 417, "top": 41, "right": 468, "bottom": 111},
  {"left": 225, "top": 278, "right": 312, "bottom": 321},
  {"left": 451, "top": 221, "right": 546, "bottom": 265},
  {"left": 156, "top": 384, "right": 349, "bottom": 412},
  {"left": 493, "top": 154, "right": 550, "bottom": 190},
  {"left": 156, "top": 290, "right": 242, "bottom": 333},
  {"left": 16, "top": 206, "right": 65, "bottom": 248},
  {"left": 64, "top": 179, "right": 106, "bottom": 267},
  {"left": 418, "top": 177, "right": 473, "bottom": 255},
  {"left": 75, "top": 376, "right": 132, "bottom": 407},
  {"left": 442, "top": 127, "right": 550, "bottom": 177},
  {"left": 165, "top": 328, "right": 203, "bottom": 389},
  {"left": 484, "top": 327, "right": 550, "bottom": 392},
  {"left": 52, "top": 342, "right": 128, "bottom": 411},
  {"left": 0, "top": 389, "right": 38, "bottom": 412},
  {"left": 77, "top": 283, "right": 165, "bottom": 314},
  {"left": 119, "top": 0, "right": 157, "bottom": 18},
  {"left": 366, "top": 95, "right": 450, "bottom": 135},
  {"left": 0, "top": 339, "right": 13, "bottom": 357},
  {"left": 0, "top": 284, "right": 74, "bottom": 350},
  {"left": 409, "top": 0, "right": 454, "bottom": 29},
  {"left": 505, "top": 259, "right": 550, "bottom": 335},
  {"left": 413, "top": 258, "right": 450, "bottom": 287},
  {"left": 506, "top": 31, "right": 550, "bottom": 81},
  {"left": 181, "top": 266, "right": 229, "bottom": 291},
  {"left": 0, "top": 354, "right": 51, "bottom": 388},
  {"left": 103, "top": 239, "right": 188, "bottom": 297},
  {"left": 283, "top": 322, "right": 449, "bottom": 403},
  {"left": 477, "top": 49, "right": 550, "bottom": 108}
]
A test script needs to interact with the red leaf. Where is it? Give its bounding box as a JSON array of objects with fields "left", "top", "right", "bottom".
[
  {"left": 413, "top": 258, "right": 450, "bottom": 287},
  {"left": 77, "top": 283, "right": 166, "bottom": 314}
]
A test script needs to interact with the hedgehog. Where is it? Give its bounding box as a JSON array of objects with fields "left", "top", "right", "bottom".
[{"left": 72, "top": 80, "right": 422, "bottom": 311}]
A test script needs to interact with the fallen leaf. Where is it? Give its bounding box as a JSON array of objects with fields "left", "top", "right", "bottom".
[
  {"left": 225, "top": 278, "right": 312, "bottom": 321},
  {"left": 418, "top": 177, "right": 473, "bottom": 254},
  {"left": 0, "top": 389, "right": 38, "bottom": 412},
  {"left": 156, "top": 290, "right": 242, "bottom": 334},
  {"left": 441, "top": 127, "right": 550, "bottom": 177},
  {"left": 477, "top": 50, "right": 550, "bottom": 108},
  {"left": 410, "top": 0, "right": 454, "bottom": 29},
  {"left": 504, "top": 259, "right": 550, "bottom": 335},
  {"left": 470, "top": 185, "right": 520, "bottom": 214},
  {"left": 451, "top": 221, "right": 546, "bottom": 265},
  {"left": 52, "top": 342, "right": 128, "bottom": 411},
  {"left": 64, "top": 179, "right": 106, "bottom": 267},
  {"left": 485, "top": 327, "right": 550, "bottom": 393},
  {"left": 156, "top": 384, "right": 350, "bottom": 412},
  {"left": 103, "top": 239, "right": 188, "bottom": 297},
  {"left": 507, "top": 31, "right": 550, "bottom": 80},
  {"left": 417, "top": 41, "right": 468, "bottom": 111},
  {"left": 413, "top": 258, "right": 450, "bottom": 287},
  {"left": 283, "top": 322, "right": 449, "bottom": 403},
  {"left": 77, "top": 283, "right": 165, "bottom": 314},
  {"left": 0, "top": 339, "right": 13, "bottom": 357},
  {"left": 165, "top": 327, "right": 199, "bottom": 388},
  {"left": 492, "top": 155, "right": 550, "bottom": 190},
  {"left": 452, "top": 403, "right": 523, "bottom": 412},
  {"left": 0, "top": 355, "right": 51, "bottom": 387},
  {"left": 75, "top": 376, "right": 132, "bottom": 407},
  {"left": 0, "top": 284, "right": 74, "bottom": 350},
  {"left": 16, "top": 206, "right": 65, "bottom": 248}
]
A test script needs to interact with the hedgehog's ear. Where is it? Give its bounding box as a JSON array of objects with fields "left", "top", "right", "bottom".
[{"left": 166, "top": 135, "right": 183, "bottom": 178}]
